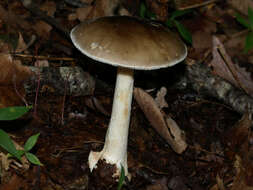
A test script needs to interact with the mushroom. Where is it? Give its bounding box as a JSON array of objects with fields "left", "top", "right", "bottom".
[{"left": 70, "top": 16, "right": 187, "bottom": 179}]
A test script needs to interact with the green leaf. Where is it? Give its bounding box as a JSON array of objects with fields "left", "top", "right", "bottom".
[
  {"left": 117, "top": 165, "right": 125, "bottom": 190},
  {"left": 248, "top": 8, "right": 253, "bottom": 29},
  {"left": 244, "top": 32, "right": 253, "bottom": 53},
  {"left": 0, "top": 106, "right": 32, "bottom": 121},
  {"left": 165, "top": 19, "right": 174, "bottom": 28},
  {"left": 16, "top": 150, "right": 25, "bottom": 158},
  {"left": 235, "top": 13, "right": 250, "bottom": 28},
  {"left": 170, "top": 9, "right": 193, "bottom": 20},
  {"left": 139, "top": 2, "right": 146, "bottom": 18},
  {"left": 24, "top": 133, "right": 40, "bottom": 152},
  {"left": 0, "top": 129, "right": 20, "bottom": 160},
  {"left": 174, "top": 20, "right": 192, "bottom": 44},
  {"left": 25, "top": 152, "right": 43, "bottom": 166}
]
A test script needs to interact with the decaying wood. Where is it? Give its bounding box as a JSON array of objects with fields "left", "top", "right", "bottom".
[
  {"left": 24, "top": 66, "right": 95, "bottom": 96},
  {"left": 186, "top": 62, "right": 253, "bottom": 114}
]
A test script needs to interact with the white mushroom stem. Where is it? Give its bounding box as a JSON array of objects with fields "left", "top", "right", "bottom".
[{"left": 88, "top": 67, "right": 134, "bottom": 178}]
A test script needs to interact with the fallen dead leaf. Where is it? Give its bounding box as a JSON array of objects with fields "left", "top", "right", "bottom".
[
  {"left": 155, "top": 87, "right": 168, "bottom": 109},
  {"left": 76, "top": 6, "right": 93, "bottom": 21},
  {"left": 224, "top": 113, "right": 253, "bottom": 190},
  {"left": 15, "top": 32, "right": 27, "bottom": 53},
  {"left": 0, "top": 4, "right": 30, "bottom": 30},
  {"left": 228, "top": 0, "right": 253, "bottom": 15},
  {"left": 33, "top": 20, "right": 52, "bottom": 39},
  {"left": 134, "top": 87, "right": 187, "bottom": 154},
  {"left": 87, "top": 0, "right": 121, "bottom": 18},
  {"left": 216, "top": 174, "right": 225, "bottom": 190},
  {"left": 0, "top": 54, "right": 32, "bottom": 85},
  {"left": 209, "top": 36, "right": 253, "bottom": 97},
  {"left": 0, "top": 54, "right": 32, "bottom": 107}
]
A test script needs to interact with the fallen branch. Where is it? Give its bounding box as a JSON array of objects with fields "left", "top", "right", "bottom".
[
  {"left": 24, "top": 66, "right": 95, "bottom": 96},
  {"left": 186, "top": 61, "right": 253, "bottom": 114}
]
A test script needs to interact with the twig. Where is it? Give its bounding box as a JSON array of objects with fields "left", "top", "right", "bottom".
[
  {"left": 176, "top": 0, "right": 220, "bottom": 10},
  {"left": 186, "top": 61, "right": 253, "bottom": 114},
  {"left": 11, "top": 53, "right": 75, "bottom": 62},
  {"left": 33, "top": 69, "right": 41, "bottom": 117}
]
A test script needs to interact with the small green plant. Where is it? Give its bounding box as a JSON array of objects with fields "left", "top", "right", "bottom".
[
  {"left": 166, "top": 9, "right": 193, "bottom": 44},
  {"left": 0, "top": 106, "right": 42, "bottom": 166},
  {"left": 117, "top": 165, "right": 125, "bottom": 190},
  {"left": 235, "top": 8, "right": 253, "bottom": 53},
  {"left": 139, "top": 2, "right": 156, "bottom": 20},
  {"left": 139, "top": 2, "right": 192, "bottom": 44},
  {"left": 0, "top": 106, "right": 32, "bottom": 120}
]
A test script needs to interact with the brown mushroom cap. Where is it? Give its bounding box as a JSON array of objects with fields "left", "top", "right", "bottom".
[{"left": 71, "top": 16, "right": 187, "bottom": 70}]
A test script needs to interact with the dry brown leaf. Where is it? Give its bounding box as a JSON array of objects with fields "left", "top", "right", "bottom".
[
  {"left": 15, "top": 33, "right": 27, "bottom": 53},
  {"left": 155, "top": 87, "right": 168, "bottom": 109},
  {"left": 216, "top": 174, "right": 225, "bottom": 190},
  {"left": 0, "top": 54, "right": 32, "bottom": 85},
  {"left": 0, "top": 54, "right": 32, "bottom": 107},
  {"left": 76, "top": 6, "right": 93, "bottom": 21},
  {"left": 184, "top": 17, "right": 216, "bottom": 59},
  {"left": 33, "top": 21, "right": 52, "bottom": 39},
  {"left": 87, "top": 0, "right": 121, "bottom": 19},
  {"left": 228, "top": 0, "right": 253, "bottom": 15},
  {"left": 134, "top": 87, "right": 187, "bottom": 154},
  {"left": 224, "top": 113, "right": 253, "bottom": 190},
  {"left": 209, "top": 36, "right": 253, "bottom": 96},
  {"left": 0, "top": 5, "right": 30, "bottom": 30},
  {"left": 232, "top": 155, "right": 253, "bottom": 190}
]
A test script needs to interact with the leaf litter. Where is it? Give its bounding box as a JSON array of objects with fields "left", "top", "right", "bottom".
[{"left": 1, "top": 0, "right": 253, "bottom": 189}]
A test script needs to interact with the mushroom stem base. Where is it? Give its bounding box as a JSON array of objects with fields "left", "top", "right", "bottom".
[{"left": 88, "top": 67, "right": 134, "bottom": 179}]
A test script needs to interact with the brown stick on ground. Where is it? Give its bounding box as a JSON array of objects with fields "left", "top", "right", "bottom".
[{"left": 186, "top": 62, "right": 253, "bottom": 114}]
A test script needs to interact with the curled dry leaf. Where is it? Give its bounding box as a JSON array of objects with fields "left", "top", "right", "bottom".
[
  {"left": 0, "top": 54, "right": 32, "bottom": 107},
  {"left": 15, "top": 32, "right": 27, "bottom": 53},
  {"left": 84, "top": 97, "right": 110, "bottom": 116},
  {"left": 155, "top": 86, "right": 168, "bottom": 109},
  {"left": 0, "top": 54, "right": 32, "bottom": 85},
  {"left": 134, "top": 87, "right": 187, "bottom": 154},
  {"left": 228, "top": 0, "right": 253, "bottom": 15},
  {"left": 210, "top": 36, "right": 253, "bottom": 96}
]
